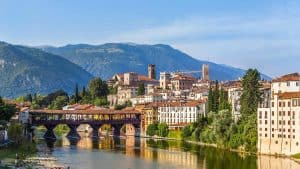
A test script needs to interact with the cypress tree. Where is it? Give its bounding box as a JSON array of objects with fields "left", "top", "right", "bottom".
[
  {"left": 240, "top": 69, "right": 262, "bottom": 118},
  {"left": 82, "top": 86, "right": 86, "bottom": 97},
  {"left": 75, "top": 83, "right": 79, "bottom": 103},
  {"left": 208, "top": 86, "right": 214, "bottom": 112},
  {"left": 213, "top": 80, "right": 219, "bottom": 112}
]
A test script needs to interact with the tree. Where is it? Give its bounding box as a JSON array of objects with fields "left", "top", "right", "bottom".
[
  {"left": 8, "top": 123, "right": 24, "bottom": 145},
  {"left": 137, "top": 83, "right": 145, "bottom": 96},
  {"left": 146, "top": 123, "right": 158, "bottom": 136},
  {"left": 181, "top": 126, "right": 192, "bottom": 139},
  {"left": 212, "top": 80, "right": 219, "bottom": 112},
  {"left": 208, "top": 86, "right": 214, "bottom": 112},
  {"left": 219, "top": 87, "right": 231, "bottom": 111},
  {"left": 0, "top": 98, "right": 18, "bottom": 121},
  {"left": 94, "top": 97, "right": 109, "bottom": 106},
  {"left": 81, "top": 86, "right": 87, "bottom": 97},
  {"left": 75, "top": 83, "right": 80, "bottom": 103},
  {"left": 240, "top": 69, "right": 261, "bottom": 118},
  {"left": 157, "top": 123, "right": 169, "bottom": 137},
  {"left": 88, "top": 77, "right": 109, "bottom": 99},
  {"left": 49, "top": 96, "right": 69, "bottom": 110},
  {"left": 26, "top": 94, "right": 33, "bottom": 103}
]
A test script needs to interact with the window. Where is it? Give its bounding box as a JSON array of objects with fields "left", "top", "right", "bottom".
[
  {"left": 272, "top": 120, "right": 274, "bottom": 125},
  {"left": 296, "top": 142, "right": 299, "bottom": 146},
  {"left": 275, "top": 140, "right": 278, "bottom": 144},
  {"left": 272, "top": 134, "right": 274, "bottom": 138},
  {"left": 272, "top": 128, "right": 274, "bottom": 131},
  {"left": 265, "top": 120, "right": 268, "bottom": 124},
  {"left": 288, "top": 111, "right": 291, "bottom": 116},
  {"left": 265, "top": 134, "right": 268, "bottom": 137},
  {"left": 279, "top": 111, "right": 281, "bottom": 116},
  {"left": 279, "top": 102, "right": 282, "bottom": 107},
  {"left": 287, "top": 82, "right": 290, "bottom": 86},
  {"left": 272, "top": 102, "right": 274, "bottom": 107},
  {"left": 288, "top": 102, "right": 291, "bottom": 107},
  {"left": 272, "top": 111, "right": 274, "bottom": 116},
  {"left": 296, "top": 82, "right": 299, "bottom": 86},
  {"left": 265, "top": 128, "right": 267, "bottom": 131}
]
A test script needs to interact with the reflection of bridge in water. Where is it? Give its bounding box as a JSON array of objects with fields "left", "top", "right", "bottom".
[{"left": 28, "top": 109, "right": 141, "bottom": 139}]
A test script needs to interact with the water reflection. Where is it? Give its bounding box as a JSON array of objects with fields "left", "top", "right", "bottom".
[{"left": 38, "top": 134, "right": 300, "bottom": 169}]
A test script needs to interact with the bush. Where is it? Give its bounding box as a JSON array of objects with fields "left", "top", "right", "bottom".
[
  {"left": 146, "top": 123, "right": 158, "bottom": 136},
  {"left": 157, "top": 123, "right": 169, "bottom": 137},
  {"left": 8, "top": 123, "right": 24, "bottom": 145},
  {"left": 181, "top": 126, "right": 192, "bottom": 139}
]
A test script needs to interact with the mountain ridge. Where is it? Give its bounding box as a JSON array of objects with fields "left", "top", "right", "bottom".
[
  {"left": 41, "top": 43, "right": 270, "bottom": 80},
  {"left": 0, "top": 42, "right": 93, "bottom": 98}
]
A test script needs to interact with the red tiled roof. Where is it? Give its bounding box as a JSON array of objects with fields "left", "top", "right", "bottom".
[
  {"left": 29, "top": 109, "right": 141, "bottom": 115},
  {"left": 272, "top": 73, "right": 300, "bottom": 82},
  {"left": 278, "top": 92, "right": 300, "bottom": 99}
]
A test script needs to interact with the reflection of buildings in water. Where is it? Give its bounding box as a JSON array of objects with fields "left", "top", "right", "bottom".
[
  {"left": 257, "top": 155, "right": 300, "bottom": 169},
  {"left": 139, "top": 139, "right": 201, "bottom": 169},
  {"left": 125, "top": 136, "right": 136, "bottom": 156},
  {"left": 61, "top": 133, "right": 115, "bottom": 150}
]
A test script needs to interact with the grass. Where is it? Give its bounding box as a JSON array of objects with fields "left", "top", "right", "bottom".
[
  {"left": 167, "top": 130, "right": 182, "bottom": 140},
  {"left": 0, "top": 141, "right": 37, "bottom": 160},
  {"left": 292, "top": 153, "right": 300, "bottom": 159}
]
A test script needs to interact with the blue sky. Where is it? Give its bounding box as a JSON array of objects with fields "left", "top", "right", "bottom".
[{"left": 0, "top": 0, "right": 299, "bottom": 77}]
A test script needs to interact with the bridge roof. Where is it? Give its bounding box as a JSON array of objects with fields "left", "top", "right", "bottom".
[{"left": 29, "top": 109, "right": 141, "bottom": 115}]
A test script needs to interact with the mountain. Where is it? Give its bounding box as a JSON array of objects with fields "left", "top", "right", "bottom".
[
  {"left": 41, "top": 43, "right": 270, "bottom": 80},
  {"left": 0, "top": 42, "right": 93, "bottom": 98}
]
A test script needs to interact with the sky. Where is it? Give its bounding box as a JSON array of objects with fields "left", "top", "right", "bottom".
[{"left": 0, "top": 0, "right": 299, "bottom": 77}]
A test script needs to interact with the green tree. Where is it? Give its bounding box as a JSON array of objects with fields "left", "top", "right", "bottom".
[
  {"left": 137, "top": 83, "right": 145, "bottom": 96},
  {"left": 81, "top": 86, "right": 87, "bottom": 97},
  {"left": 240, "top": 69, "right": 261, "bottom": 118},
  {"left": 8, "top": 123, "right": 24, "bottom": 145},
  {"left": 75, "top": 83, "right": 80, "bottom": 103},
  {"left": 213, "top": 80, "right": 219, "bottom": 112},
  {"left": 208, "top": 86, "right": 214, "bottom": 112},
  {"left": 0, "top": 98, "right": 18, "bottom": 121},
  {"left": 157, "top": 123, "right": 169, "bottom": 137},
  {"left": 146, "top": 123, "right": 158, "bottom": 136},
  {"left": 219, "top": 87, "right": 231, "bottom": 111},
  {"left": 49, "top": 95, "right": 69, "bottom": 110},
  {"left": 94, "top": 97, "right": 109, "bottom": 106},
  {"left": 181, "top": 125, "right": 192, "bottom": 139},
  {"left": 88, "top": 77, "right": 109, "bottom": 99}
]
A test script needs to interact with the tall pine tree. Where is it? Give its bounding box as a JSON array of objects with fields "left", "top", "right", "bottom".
[
  {"left": 240, "top": 69, "right": 261, "bottom": 118},
  {"left": 208, "top": 86, "right": 214, "bottom": 112},
  {"left": 75, "top": 83, "right": 79, "bottom": 103},
  {"left": 212, "top": 80, "right": 219, "bottom": 112}
]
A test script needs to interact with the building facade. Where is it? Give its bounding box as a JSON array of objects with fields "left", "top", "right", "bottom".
[
  {"left": 257, "top": 73, "right": 300, "bottom": 155},
  {"left": 158, "top": 101, "right": 207, "bottom": 130}
]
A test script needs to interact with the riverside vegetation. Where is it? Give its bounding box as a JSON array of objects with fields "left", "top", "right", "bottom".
[{"left": 146, "top": 69, "right": 261, "bottom": 153}]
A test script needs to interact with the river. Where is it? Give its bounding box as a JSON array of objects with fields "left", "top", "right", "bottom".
[{"left": 35, "top": 134, "right": 300, "bottom": 169}]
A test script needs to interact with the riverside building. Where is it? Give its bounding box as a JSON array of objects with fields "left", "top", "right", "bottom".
[
  {"left": 158, "top": 100, "right": 207, "bottom": 130},
  {"left": 257, "top": 73, "right": 300, "bottom": 155}
]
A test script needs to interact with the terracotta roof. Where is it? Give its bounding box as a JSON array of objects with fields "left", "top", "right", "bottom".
[
  {"left": 29, "top": 109, "right": 141, "bottom": 115},
  {"left": 157, "top": 100, "right": 206, "bottom": 107},
  {"left": 272, "top": 73, "right": 300, "bottom": 82},
  {"left": 138, "top": 75, "right": 158, "bottom": 82},
  {"left": 278, "top": 92, "right": 300, "bottom": 99}
]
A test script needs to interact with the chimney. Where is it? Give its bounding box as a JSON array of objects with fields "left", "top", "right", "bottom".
[{"left": 148, "top": 64, "right": 156, "bottom": 79}]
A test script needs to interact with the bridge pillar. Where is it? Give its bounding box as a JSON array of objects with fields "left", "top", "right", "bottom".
[
  {"left": 90, "top": 124, "right": 101, "bottom": 139},
  {"left": 44, "top": 124, "right": 57, "bottom": 140},
  {"left": 112, "top": 124, "right": 122, "bottom": 137},
  {"left": 67, "top": 124, "right": 80, "bottom": 139}
]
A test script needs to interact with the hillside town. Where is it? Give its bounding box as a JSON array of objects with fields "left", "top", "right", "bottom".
[{"left": 1, "top": 63, "right": 298, "bottom": 158}]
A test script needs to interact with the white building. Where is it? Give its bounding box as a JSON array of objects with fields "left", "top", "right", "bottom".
[
  {"left": 258, "top": 73, "right": 300, "bottom": 155},
  {"left": 130, "top": 94, "right": 164, "bottom": 106},
  {"left": 158, "top": 100, "right": 207, "bottom": 130}
]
